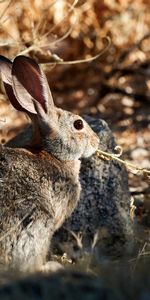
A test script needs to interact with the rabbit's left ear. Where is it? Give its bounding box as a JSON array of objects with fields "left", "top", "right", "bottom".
[
  {"left": 12, "top": 56, "right": 55, "bottom": 115},
  {"left": 0, "top": 55, "right": 23, "bottom": 111}
]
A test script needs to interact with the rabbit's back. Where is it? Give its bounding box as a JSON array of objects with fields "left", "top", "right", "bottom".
[
  {"left": 0, "top": 146, "right": 80, "bottom": 213},
  {"left": 0, "top": 146, "right": 80, "bottom": 271}
]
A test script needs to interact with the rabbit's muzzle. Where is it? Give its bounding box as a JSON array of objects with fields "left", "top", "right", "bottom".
[{"left": 83, "top": 132, "right": 99, "bottom": 158}]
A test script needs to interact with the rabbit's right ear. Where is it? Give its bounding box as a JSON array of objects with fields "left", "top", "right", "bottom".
[
  {"left": 11, "top": 56, "right": 55, "bottom": 116},
  {"left": 0, "top": 55, "right": 23, "bottom": 111}
]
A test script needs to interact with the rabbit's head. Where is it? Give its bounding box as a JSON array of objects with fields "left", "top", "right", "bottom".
[{"left": 0, "top": 55, "right": 99, "bottom": 160}]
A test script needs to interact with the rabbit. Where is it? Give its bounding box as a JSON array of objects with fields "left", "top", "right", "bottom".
[
  {"left": 0, "top": 57, "right": 133, "bottom": 259},
  {"left": 0, "top": 57, "right": 133, "bottom": 261},
  {"left": 0, "top": 55, "right": 99, "bottom": 273}
]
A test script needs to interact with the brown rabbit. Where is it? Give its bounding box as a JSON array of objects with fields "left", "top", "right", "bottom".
[{"left": 0, "top": 55, "right": 99, "bottom": 273}]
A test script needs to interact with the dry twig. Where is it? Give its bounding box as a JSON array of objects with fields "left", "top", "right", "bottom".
[{"left": 97, "top": 148, "right": 150, "bottom": 178}]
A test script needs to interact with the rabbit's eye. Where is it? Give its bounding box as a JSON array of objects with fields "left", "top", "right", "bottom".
[{"left": 74, "top": 119, "right": 84, "bottom": 130}]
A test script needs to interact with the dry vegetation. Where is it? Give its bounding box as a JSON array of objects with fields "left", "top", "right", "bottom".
[{"left": 0, "top": 0, "right": 150, "bottom": 292}]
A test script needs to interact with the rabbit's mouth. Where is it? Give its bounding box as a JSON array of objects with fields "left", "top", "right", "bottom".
[{"left": 82, "top": 134, "right": 99, "bottom": 158}]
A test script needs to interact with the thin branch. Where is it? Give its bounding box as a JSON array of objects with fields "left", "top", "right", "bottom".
[
  {"left": 46, "top": 0, "right": 78, "bottom": 36},
  {"left": 97, "top": 149, "right": 150, "bottom": 178},
  {"left": 0, "top": 40, "right": 16, "bottom": 47},
  {"left": 17, "top": 0, "right": 77, "bottom": 57},
  {"left": 42, "top": 36, "right": 111, "bottom": 66},
  {"left": 17, "top": 45, "right": 38, "bottom": 56},
  {"left": 0, "top": 0, "right": 12, "bottom": 20},
  {"left": 46, "top": 18, "right": 76, "bottom": 46},
  {"left": 33, "top": 0, "right": 61, "bottom": 37}
]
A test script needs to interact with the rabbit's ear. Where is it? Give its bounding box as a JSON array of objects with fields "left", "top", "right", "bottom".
[
  {"left": 12, "top": 55, "right": 55, "bottom": 115},
  {"left": 0, "top": 55, "right": 23, "bottom": 111}
]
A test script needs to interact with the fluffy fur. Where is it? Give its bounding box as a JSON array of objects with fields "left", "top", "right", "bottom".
[{"left": 0, "top": 55, "right": 99, "bottom": 272}]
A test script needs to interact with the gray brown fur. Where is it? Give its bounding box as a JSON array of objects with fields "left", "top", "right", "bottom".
[
  {"left": 0, "top": 147, "right": 79, "bottom": 272},
  {"left": 0, "top": 55, "right": 99, "bottom": 272}
]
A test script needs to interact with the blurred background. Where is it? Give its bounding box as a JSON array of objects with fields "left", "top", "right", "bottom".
[{"left": 0, "top": 0, "right": 149, "bottom": 226}]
